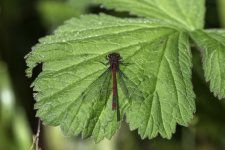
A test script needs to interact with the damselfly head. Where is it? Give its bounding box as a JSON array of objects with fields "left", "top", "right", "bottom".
[{"left": 107, "top": 53, "right": 122, "bottom": 65}]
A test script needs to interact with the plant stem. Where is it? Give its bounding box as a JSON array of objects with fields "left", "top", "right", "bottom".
[{"left": 30, "top": 119, "right": 41, "bottom": 150}]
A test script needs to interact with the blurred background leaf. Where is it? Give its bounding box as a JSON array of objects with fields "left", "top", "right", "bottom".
[
  {"left": 37, "top": 0, "right": 95, "bottom": 28},
  {"left": 0, "top": 61, "right": 31, "bottom": 150},
  {"left": 217, "top": 0, "right": 225, "bottom": 27}
]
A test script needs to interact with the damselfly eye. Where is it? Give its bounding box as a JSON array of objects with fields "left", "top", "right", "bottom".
[{"left": 108, "top": 54, "right": 112, "bottom": 58}]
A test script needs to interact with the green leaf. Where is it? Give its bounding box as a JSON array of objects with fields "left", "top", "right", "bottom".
[
  {"left": 218, "top": 0, "right": 225, "bottom": 27},
  {"left": 126, "top": 31, "right": 195, "bottom": 139},
  {"left": 95, "top": 0, "right": 205, "bottom": 30},
  {"left": 38, "top": 0, "right": 95, "bottom": 27},
  {"left": 205, "top": 29, "right": 225, "bottom": 37},
  {"left": 37, "top": 1, "right": 77, "bottom": 27},
  {"left": 190, "top": 29, "right": 225, "bottom": 99},
  {"left": 25, "top": 14, "right": 195, "bottom": 142}
]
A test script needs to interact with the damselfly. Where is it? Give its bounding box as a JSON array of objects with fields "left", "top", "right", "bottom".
[
  {"left": 107, "top": 53, "right": 143, "bottom": 120},
  {"left": 81, "top": 52, "right": 143, "bottom": 121}
]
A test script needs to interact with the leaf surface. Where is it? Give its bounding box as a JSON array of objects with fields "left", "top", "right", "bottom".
[
  {"left": 96, "top": 0, "right": 205, "bottom": 30},
  {"left": 125, "top": 31, "right": 195, "bottom": 138},
  {"left": 26, "top": 14, "right": 195, "bottom": 142},
  {"left": 191, "top": 29, "right": 225, "bottom": 99}
]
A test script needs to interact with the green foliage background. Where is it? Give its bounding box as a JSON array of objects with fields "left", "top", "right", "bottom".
[{"left": 1, "top": 0, "right": 225, "bottom": 149}]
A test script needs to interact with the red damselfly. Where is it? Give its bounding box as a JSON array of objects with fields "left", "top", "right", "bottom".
[
  {"left": 81, "top": 52, "right": 143, "bottom": 121},
  {"left": 105, "top": 53, "right": 143, "bottom": 121}
]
